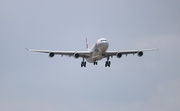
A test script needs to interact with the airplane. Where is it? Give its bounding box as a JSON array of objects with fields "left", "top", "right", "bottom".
[{"left": 26, "top": 38, "right": 158, "bottom": 67}]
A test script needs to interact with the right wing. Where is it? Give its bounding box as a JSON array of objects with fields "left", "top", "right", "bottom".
[
  {"left": 105, "top": 48, "right": 158, "bottom": 57},
  {"left": 26, "top": 48, "right": 90, "bottom": 58}
]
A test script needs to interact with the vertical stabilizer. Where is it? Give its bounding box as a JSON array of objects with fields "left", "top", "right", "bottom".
[{"left": 86, "top": 38, "right": 89, "bottom": 50}]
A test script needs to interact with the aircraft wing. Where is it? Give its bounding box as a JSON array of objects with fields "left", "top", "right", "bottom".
[
  {"left": 105, "top": 48, "right": 158, "bottom": 57},
  {"left": 26, "top": 48, "right": 90, "bottom": 58}
]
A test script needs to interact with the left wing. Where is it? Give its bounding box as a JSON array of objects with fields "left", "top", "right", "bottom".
[
  {"left": 105, "top": 48, "right": 158, "bottom": 57},
  {"left": 26, "top": 48, "right": 90, "bottom": 58}
]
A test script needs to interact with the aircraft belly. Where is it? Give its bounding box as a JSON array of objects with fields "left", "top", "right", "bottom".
[
  {"left": 86, "top": 52, "right": 103, "bottom": 63},
  {"left": 86, "top": 58, "right": 94, "bottom": 63},
  {"left": 93, "top": 55, "right": 103, "bottom": 60}
]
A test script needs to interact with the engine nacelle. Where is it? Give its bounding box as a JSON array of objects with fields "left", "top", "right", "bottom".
[
  {"left": 49, "top": 52, "right": 55, "bottom": 58},
  {"left": 137, "top": 51, "right": 143, "bottom": 57},
  {"left": 74, "top": 53, "right": 80, "bottom": 59},
  {"left": 116, "top": 52, "right": 122, "bottom": 58}
]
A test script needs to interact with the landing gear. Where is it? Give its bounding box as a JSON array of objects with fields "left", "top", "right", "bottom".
[
  {"left": 81, "top": 58, "right": 86, "bottom": 67},
  {"left": 93, "top": 61, "right": 98, "bottom": 65},
  {"left": 81, "top": 61, "right": 86, "bottom": 67},
  {"left": 105, "top": 56, "right": 111, "bottom": 67},
  {"left": 105, "top": 61, "right": 111, "bottom": 67}
]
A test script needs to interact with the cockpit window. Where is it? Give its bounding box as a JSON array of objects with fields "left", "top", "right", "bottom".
[{"left": 101, "top": 40, "right": 107, "bottom": 42}]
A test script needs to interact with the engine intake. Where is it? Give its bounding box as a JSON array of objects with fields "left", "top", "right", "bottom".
[
  {"left": 74, "top": 53, "right": 80, "bottom": 59},
  {"left": 138, "top": 51, "right": 143, "bottom": 57},
  {"left": 49, "top": 52, "right": 55, "bottom": 58},
  {"left": 116, "top": 52, "right": 122, "bottom": 58}
]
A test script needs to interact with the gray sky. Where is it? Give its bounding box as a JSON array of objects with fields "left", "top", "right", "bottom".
[{"left": 1, "top": 0, "right": 180, "bottom": 111}]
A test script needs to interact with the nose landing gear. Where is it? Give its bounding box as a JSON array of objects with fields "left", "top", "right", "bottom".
[{"left": 93, "top": 61, "right": 98, "bottom": 65}]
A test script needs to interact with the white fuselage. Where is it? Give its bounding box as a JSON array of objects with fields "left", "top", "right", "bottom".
[{"left": 86, "top": 38, "right": 109, "bottom": 63}]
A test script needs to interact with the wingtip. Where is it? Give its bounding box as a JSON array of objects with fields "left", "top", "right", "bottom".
[
  {"left": 151, "top": 48, "right": 159, "bottom": 51},
  {"left": 25, "top": 47, "right": 29, "bottom": 51},
  {"left": 155, "top": 48, "right": 159, "bottom": 50}
]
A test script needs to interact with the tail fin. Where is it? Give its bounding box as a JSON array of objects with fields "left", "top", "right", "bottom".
[{"left": 86, "top": 38, "right": 89, "bottom": 50}]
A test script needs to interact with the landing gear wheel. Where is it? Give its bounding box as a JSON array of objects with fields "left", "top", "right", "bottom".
[
  {"left": 108, "top": 61, "right": 111, "bottom": 67},
  {"left": 81, "top": 58, "right": 86, "bottom": 67},
  {"left": 105, "top": 61, "right": 110, "bottom": 67},
  {"left": 84, "top": 62, "right": 86, "bottom": 67},
  {"left": 105, "top": 57, "right": 111, "bottom": 67},
  {"left": 93, "top": 61, "right": 98, "bottom": 65},
  {"left": 81, "top": 62, "right": 84, "bottom": 67}
]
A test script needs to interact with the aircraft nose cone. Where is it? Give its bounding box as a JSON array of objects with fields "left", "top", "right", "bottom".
[{"left": 98, "top": 42, "right": 109, "bottom": 52}]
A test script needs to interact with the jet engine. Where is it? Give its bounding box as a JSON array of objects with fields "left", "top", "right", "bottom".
[
  {"left": 49, "top": 52, "right": 55, "bottom": 58},
  {"left": 137, "top": 51, "right": 143, "bottom": 57},
  {"left": 74, "top": 53, "right": 80, "bottom": 59},
  {"left": 116, "top": 52, "right": 122, "bottom": 58}
]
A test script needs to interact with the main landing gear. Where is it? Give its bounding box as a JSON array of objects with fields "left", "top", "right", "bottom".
[
  {"left": 105, "top": 56, "right": 111, "bottom": 67},
  {"left": 81, "top": 58, "right": 86, "bottom": 67},
  {"left": 80, "top": 58, "right": 111, "bottom": 67}
]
